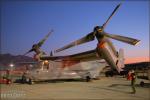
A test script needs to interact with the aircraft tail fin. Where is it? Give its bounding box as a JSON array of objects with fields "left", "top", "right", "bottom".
[{"left": 117, "top": 48, "right": 125, "bottom": 72}]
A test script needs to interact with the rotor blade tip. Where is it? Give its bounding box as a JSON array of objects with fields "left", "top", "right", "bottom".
[
  {"left": 134, "top": 40, "right": 140, "bottom": 46},
  {"left": 117, "top": 3, "right": 122, "bottom": 7}
]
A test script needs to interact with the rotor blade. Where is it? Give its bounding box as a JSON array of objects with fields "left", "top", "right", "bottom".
[
  {"left": 23, "top": 49, "right": 34, "bottom": 55},
  {"left": 55, "top": 32, "right": 95, "bottom": 53},
  {"left": 103, "top": 32, "right": 140, "bottom": 45},
  {"left": 37, "top": 29, "right": 53, "bottom": 47},
  {"left": 103, "top": 3, "right": 122, "bottom": 29}
]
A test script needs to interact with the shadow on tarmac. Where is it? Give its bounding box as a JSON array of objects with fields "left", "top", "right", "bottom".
[
  {"left": 92, "top": 86, "right": 130, "bottom": 94},
  {"left": 14, "top": 78, "right": 86, "bottom": 84},
  {"left": 108, "top": 83, "right": 150, "bottom": 88},
  {"left": 91, "top": 86, "right": 149, "bottom": 99}
]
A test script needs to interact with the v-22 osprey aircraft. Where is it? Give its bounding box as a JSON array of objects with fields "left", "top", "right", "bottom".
[
  {"left": 24, "top": 3, "right": 140, "bottom": 73},
  {"left": 40, "top": 3, "right": 140, "bottom": 72}
]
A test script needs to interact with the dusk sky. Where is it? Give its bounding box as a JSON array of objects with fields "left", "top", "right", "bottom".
[{"left": 1, "top": 1, "right": 149, "bottom": 63}]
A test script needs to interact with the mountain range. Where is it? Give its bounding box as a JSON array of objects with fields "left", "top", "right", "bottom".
[{"left": 0, "top": 53, "right": 34, "bottom": 67}]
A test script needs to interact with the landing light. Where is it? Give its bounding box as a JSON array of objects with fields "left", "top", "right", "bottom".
[{"left": 9, "top": 63, "right": 14, "bottom": 67}]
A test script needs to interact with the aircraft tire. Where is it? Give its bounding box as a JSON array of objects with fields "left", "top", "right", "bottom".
[
  {"left": 86, "top": 76, "right": 91, "bottom": 82},
  {"left": 21, "top": 75, "right": 27, "bottom": 84},
  {"left": 28, "top": 78, "right": 34, "bottom": 85},
  {"left": 140, "top": 81, "right": 144, "bottom": 87}
]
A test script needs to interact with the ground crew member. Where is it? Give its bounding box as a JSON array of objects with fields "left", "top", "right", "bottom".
[
  {"left": 127, "top": 70, "right": 132, "bottom": 81},
  {"left": 130, "top": 70, "right": 136, "bottom": 94},
  {"left": 5, "top": 70, "right": 11, "bottom": 84}
]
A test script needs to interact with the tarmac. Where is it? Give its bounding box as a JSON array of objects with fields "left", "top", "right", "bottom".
[{"left": 0, "top": 76, "right": 150, "bottom": 100}]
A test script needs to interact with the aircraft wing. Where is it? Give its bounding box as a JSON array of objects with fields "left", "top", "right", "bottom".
[{"left": 40, "top": 49, "right": 101, "bottom": 62}]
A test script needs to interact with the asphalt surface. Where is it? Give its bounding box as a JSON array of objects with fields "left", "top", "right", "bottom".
[{"left": 1, "top": 76, "right": 150, "bottom": 100}]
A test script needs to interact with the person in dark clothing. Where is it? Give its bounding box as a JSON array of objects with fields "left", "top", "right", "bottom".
[{"left": 5, "top": 70, "right": 11, "bottom": 84}]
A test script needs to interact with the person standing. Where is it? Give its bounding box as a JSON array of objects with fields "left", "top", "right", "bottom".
[
  {"left": 5, "top": 70, "right": 11, "bottom": 84},
  {"left": 130, "top": 70, "right": 136, "bottom": 94}
]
